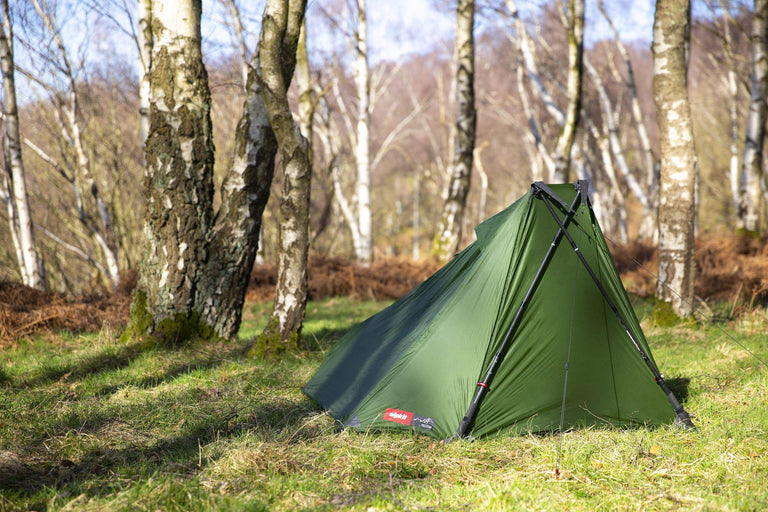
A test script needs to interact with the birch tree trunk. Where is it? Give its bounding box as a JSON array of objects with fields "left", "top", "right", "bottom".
[
  {"left": 256, "top": 0, "right": 311, "bottom": 353},
  {"left": 552, "top": 0, "right": 584, "bottom": 183},
  {"left": 738, "top": 0, "right": 768, "bottom": 235},
  {"left": 195, "top": 48, "right": 278, "bottom": 339},
  {"left": 653, "top": 0, "right": 697, "bottom": 318},
  {"left": 599, "top": 0, "right": 658, "bottom": 240},
  {"left": 131, "top": 0, "right": 293, "bottom": 342},
  {"left": 354, "top": 0, "right": 372, "bottom": 264},
  {"left": 431, "top": 0, "right": 475, "bottom": 262},
  {"left": 133, "top": 0, "right": 216, "bottom": 341},
  {"left": 0, "top": 0, "right": 46, "bottom": 290}
]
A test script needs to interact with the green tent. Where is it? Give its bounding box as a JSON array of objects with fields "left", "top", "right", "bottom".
[{"left": 303, "top": 182, "right": 693, "bottom": 440}]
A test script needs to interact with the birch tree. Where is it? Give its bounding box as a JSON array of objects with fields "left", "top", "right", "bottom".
[
  {"left": 353, "top": 0, "right": 372, "bottom": 263},
  {"left": 132, "top": 0, "right": 217, "bottom": 342},
  {"left": 138, "top": 0, "right": 152, "bottom": 145},
  {"left": 432, "top": 0, "right": 476, "bottom": 261},
  {"left": 653, "top": 0, "right": 697, "bottom": 318},
  {"left": 738, "top": 0, "right": 768, "bottom": 234},
  {"left": 255, "top": 0, "right": 311, "bottom": 354},
  {"left": 506, "top": 0, "right": 584, "bottom": 183},
  {"left": 552, "top": 0, "right": 585, "bottom": 183},
  {"left": 129, "top": 0, "right": 305, "bottom": 342},
  {"left": 0, "top": 0, "right": 45, "bottom": 290},
  {"left": 20, "top": 0, "right": 121, "bottom": 289},
  {"left": 599, "top": 0, "right": 658, "bottom": 240}
]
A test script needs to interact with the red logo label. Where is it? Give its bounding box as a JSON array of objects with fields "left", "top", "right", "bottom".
[{"left": 383, "top": 408, "right": 413, "bottom": 425}]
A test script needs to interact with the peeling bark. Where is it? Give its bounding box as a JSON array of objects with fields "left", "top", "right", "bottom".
[
  {"left": 136, "top": 0, "right": 216, "bottom": 335},
  {"left": 131, "top": 0, "right": 288, "bottom": 342},
  {"left": 196, "top": 51, "right": 278, "bottom": 339},
  {"left": 653, "top": 0, "right": 697, "bottom": 318},
  {"left": 432, "top": 0, "right": 475, "bottom": 262},
  {"left": 257, "top": 0, "right": 311, "bottom": 350}
]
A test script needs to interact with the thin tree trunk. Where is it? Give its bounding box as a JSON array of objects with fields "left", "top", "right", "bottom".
[
  {"left": 257, "top": 0, "right": 310, "bottom": 352},
  {"left": 584, "top": 55, "right": 651, "bottom": 219},
  {"left": 599, "top": 0, "right": 658, "bottom": 241},
  {"left": 220, "top": 0, "right": 250, "bottom": 89},
  {"left": 552, "top": 0, "right": 585, "bottom": 183},
  {"left": 31, "top": 0, "right": 120, "bottom": 289},
  {"left": 354, "top": 0, "right": 372, "bottom": 264},
  {"left": 738, "top": 0, "right": 768, "bottom": 234},
  {"left": 474, "top": 142, "right": 488, "bottom": 224},
  {"left": 413, "top": 169, "right": 420, "bottom": 260},
  {"left": 432, "top": 0, "right": 475, "bottom": 262},
  {"left": 653, "top": 0, "right": 697, "bottom": 318},
  {"left": 713, "top": 1, "right": 743, "bottom": 221},
  {"left": 0, "top": 0, "right": 46, "bottom": 290}
]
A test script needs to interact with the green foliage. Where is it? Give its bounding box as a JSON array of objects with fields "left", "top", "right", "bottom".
[{"left": 1, "top": 300, "right": 766, "bottom": 511}]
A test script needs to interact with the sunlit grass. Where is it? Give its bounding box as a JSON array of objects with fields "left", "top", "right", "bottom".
[{"left": 0, "top": 300, "right": 766, "bottom": 511}]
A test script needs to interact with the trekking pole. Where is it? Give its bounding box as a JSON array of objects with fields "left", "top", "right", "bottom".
[
  {"left": 454, "top": 182, "right": 584, "bottom": 439},
  {"left": 538, "top": 193, "right": 696, "bottom": 430}
]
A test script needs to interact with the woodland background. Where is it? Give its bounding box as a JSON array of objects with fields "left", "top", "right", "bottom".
[{"left": 0, "top": 0, "right": 766, "bottom": 305}]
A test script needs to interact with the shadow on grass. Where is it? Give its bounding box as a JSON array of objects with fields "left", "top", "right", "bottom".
[
  {"left": 17, "top": 341, "right": 147, "bottom": 388},
  {"left": 666, "top": 376, "right": 691, "bottom": 404},
  {"left": 0, "top": 392, "right": 318, "bottom": 500}
]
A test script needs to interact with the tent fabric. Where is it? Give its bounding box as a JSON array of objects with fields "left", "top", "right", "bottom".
[{"left": 302, "top": 183, "right": 675, "bottom": 440}]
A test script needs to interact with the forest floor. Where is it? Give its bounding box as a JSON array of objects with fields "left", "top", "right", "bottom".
[
  {"left": 0, "top": 234, "right": 767, "bottom": 346},
  {"left": 1, "top": 297, "right": 766, "bottom": 511}
]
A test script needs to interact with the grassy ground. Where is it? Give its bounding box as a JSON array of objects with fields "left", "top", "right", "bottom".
[{"left": 1, "top": 297, "right": 766, "bottom": 511}]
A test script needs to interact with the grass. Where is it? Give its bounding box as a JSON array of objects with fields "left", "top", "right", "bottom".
[{"left": 1, "top": 296, "right": 766, "bottom": 511}]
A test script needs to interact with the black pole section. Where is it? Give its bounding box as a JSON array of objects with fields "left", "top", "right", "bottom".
[
  {"left": 454, "top": 183, "right": 583, "bottom": 439},
  {"left": 538, "top": 193, "right": 696, "bottom": 430}
]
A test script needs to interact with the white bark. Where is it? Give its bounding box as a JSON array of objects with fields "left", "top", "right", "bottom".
[
  {"left": 507, "top": 0, "right": 564, "bottom": 128},
  {"left": 552, "top": 0, "right": 585, "bottom": 183},
  {"left": 474, "top": 142, "right": 488, "bottom": 224},
  {"left": 598, "top": 0, "right": 656, "bottom": 190},
  {"left": 738, "top": 0, "right": 768, "bottom": 233},
  {"left": 653, "top": 0, "right": 697, "bottom": 317},
  {"left": 1, "top": 0, "right": 45, "bottom": 290},
  {"left": 432, "top": 0, "right": 476, "bottom": 261},
  {"left": 508, "top": 0, "right": 588, "bottom": 183},
  {"left": 259, "top": 0, "right": 310, "bottom": 345},
  {"left": 30, "top": 0, "right": 120, "bottom": 289},
  {"left": 354, "top": 0, "right": 372, "bottom": 263},
  {"left": 584, "top": 56, "right": 651, "bottom": 212},
  {"left": 220, "top": 0, "right": 250, "bottom": 88}
]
